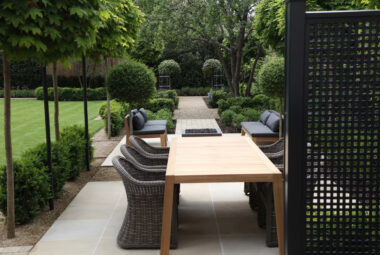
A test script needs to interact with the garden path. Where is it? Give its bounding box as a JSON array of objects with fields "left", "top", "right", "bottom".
[{"left": 173, "top": 96, "right": 218, "bottom": 119}]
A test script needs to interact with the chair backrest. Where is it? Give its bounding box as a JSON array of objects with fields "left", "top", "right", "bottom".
[
  {"left": 130, "top": 136, "right": 156, "bottom": 154},
  {"left": 120, "top": 144, "right": 168, "bottom": 167}
]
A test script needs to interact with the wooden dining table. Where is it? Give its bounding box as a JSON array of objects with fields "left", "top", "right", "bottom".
[{"left": 160, "top": 136, "right": 284, "bottom": 255}]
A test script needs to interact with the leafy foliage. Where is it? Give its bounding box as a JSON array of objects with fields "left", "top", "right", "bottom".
[
  {"left": 209, "top": 90, "right": 230, "bottom": 108},
  {"left": 254, "top": 0, "right": 379, "bottom": 52},
  {"left": 87, "top": 0, "right": 143, "bottom": 59},
  {"left": 142, "top": 98, "right": 175, "bottom": 113},
  {"left": 258, "top": 57, "right": 285, "bottom": 99},
  {"left": 0, "top": 160, "right": 50, "bottom": 224},
  {"left": 0, "top": 89, "right": 35, "bottom": 98},
  {"left": 0, "top": 125, "right": 93, "bottom": 224},
  {"left": 98, "top": 100, "right": 129, "bottom": 136},
  {"left": 106, "top": 60, "right": 156, "bottom": 105},
  {"left": 220, "top": 110, "right": 235, "bottom": 125},
  {"left": 0, "top": 0, "right": 101, "bottom": 64}
]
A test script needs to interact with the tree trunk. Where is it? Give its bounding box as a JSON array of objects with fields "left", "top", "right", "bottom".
[
  {"left": 279, "top": 97, "right": 283, "bottom": 138},
  {"left": 245, "top": 44, "right": 262, "bottom": 97},
  {"left": 52, "top": 63, "right": 60, "bottom": 141},
  {"left": 103, "top": 56, "right": 111, "bottom": 139},
  {"left": 2, "top": 51, "right": 15, "bottom": 238}
]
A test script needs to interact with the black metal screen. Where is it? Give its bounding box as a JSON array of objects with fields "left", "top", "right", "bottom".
[{"left": 302, "top": 11, "right": 380, "bottom": 254}]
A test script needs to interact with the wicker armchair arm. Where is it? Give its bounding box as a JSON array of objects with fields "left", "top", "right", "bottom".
[{"left": 259, "top": 138, "right": 284, "bottom": 154}]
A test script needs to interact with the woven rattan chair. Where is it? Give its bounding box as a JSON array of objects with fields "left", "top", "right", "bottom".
[
  {"left": 120, "top": 144, "right": 168, "bottom": 169},
  {"left": 112, "top": 156, "right": 178, "bottom": 249},
  {"left": 129, "top": 135, "right": 169, "bottom": 159}
]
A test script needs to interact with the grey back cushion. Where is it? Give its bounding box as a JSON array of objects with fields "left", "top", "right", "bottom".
[
  {"left": 139, "top": 108, "right": 148, "bottom": 122},
  {"left": 133, "top": 112, "right": 145, "bottom": 130},
  {"left": 260, "top": 110, "right": 272, "bottom": 124},
  {"left": 126, "top": 109, "right": 139, "bottom": 125},
  {"left": 266, "top": 113, "right": 280, "bottom": 132}
]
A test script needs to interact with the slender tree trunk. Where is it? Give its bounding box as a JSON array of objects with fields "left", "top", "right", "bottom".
[
  {"left": 2, "top": 51, "right": 15, "bottom": 238},
  {"left": 279, "top": 97, "right": 283, "bottom": 138},
  {"left": 52, "top": 63, "right": 59, "bottom": 141},
  {"left": 245, "top": 44, "right": 262, "bottom": 97},
  {"left": 103, "top": 56, "right": 111, "bottom": 139}
]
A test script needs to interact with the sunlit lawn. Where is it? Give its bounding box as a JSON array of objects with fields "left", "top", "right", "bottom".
[{"left": 0, "top": 99, "right": 105, "bottom": 165}]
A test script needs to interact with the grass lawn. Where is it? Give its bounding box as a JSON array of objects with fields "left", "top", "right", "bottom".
[{"left": 0, "top": 99, "right": 105, "bottom": 165}]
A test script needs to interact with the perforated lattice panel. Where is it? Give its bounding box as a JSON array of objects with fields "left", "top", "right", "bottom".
[{"left": 304, "top": 14, "right": 380, "bottom": 254}]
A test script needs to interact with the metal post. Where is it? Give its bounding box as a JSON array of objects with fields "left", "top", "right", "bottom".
[
  {"left": 42, "top": 66, "right": 54, "bottom": 210},
  {"left": 284, "top": 0, "right": 306, "bottom": 255},
  {"left": 82, "top": 53, "right": 90, "bottom": 171}
]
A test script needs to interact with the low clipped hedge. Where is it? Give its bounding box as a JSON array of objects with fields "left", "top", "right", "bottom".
[
  {"left": 210, "top": 90, "right": 230, "bottom": 108},
  {"left": 0, "top": 89, "right": 35, "bottom": 98},
  {"left": 142, "top": 98, "right": 175, "bottom": 113},
  {"left": 145, "top": 109, "right": 174, "bottom": 130},
  {"left": 218, "top": 94, "right": 279, "bottom": 130},
  {"left": 0, "top": 125, "right": 93, "bottom": 224},
  {"left": 155, "top": 90, "right": 179, "bottom": 107},
  {"left": 34, "top": 87, "right": 106, "bottom": 101},
  {"left": 98, "top": 100, "right": 129, "bottom": 136}
]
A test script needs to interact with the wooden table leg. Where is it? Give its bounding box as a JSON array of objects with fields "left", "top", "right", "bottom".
[
  {"left": 273, "top": 174, "right": 284, "bottom": 255},
  {"left": 160, "top": 176, "right": 175, "bottom": 255}
]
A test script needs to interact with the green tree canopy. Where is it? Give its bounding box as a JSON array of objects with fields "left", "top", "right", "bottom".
[
  {"left": 254, "top": 0, "right": 379, "bottom": 52},
  {"left": 0, "top": 0, "right": 100, "bottom": 64},
  {"left": 87, "top": 0, "right": 143, "bottom": 59}
]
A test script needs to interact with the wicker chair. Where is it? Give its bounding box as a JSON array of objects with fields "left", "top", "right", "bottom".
[
  {"left": 246, "top": 138, "right": 284, "bottom": 247},
  {"left": 129, "top": 135, "right": 169, "bottom": 159},
  {"left": 112, "top": 156, "right": 178, "bottom": 249},
  {"left": 120, "top": 144, "right": 168, "bottom": 169}
]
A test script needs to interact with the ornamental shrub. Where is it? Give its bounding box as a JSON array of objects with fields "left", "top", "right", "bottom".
[
  {"left": 258, "top": 56, "right": 285, "bottom": 136},
  {"left": 232, "top": 113, "right": 247, "bottom": 129},
  {"left": 217, "top": 99, "right": 230, "bottom": 115},
  {"left": 143, "top": 98, "right": 175, "bottom": 113},
  {"left": 158, "top": 59, "right": 181, "bottom": 89},
  {"left": 242, "top": 108, "right": 261, "bottom": 121},
  {"left": 229, "top": 105, "right": 242, "bottom": 114},
  {"left": 22, "top": 143, "right": 69, "bottom": 198},
  {"left": 155, "top": 90, "right": 179, "bottom": 107},
  {"left": 202, "top": 59, "right": 222, "bottom": 86},
  {"left": 99, "top": 100, "right": 129, "bottom": 136},
  {"left": 210, "top": 90, "right": 230, "bottom": 108},
  {"left": 0, "top": 160, "right": 51, "bottom": 224},
  {"left": 107, "top": 60, "right": 156, "bottom": 105},
  {"left": 59, "top": 125, "right": 94, "bottom": 180},
  {"left": 220, "top": 110, "right": 235, "bottom": 125},
  {"left": 155, "top": 109, "right": 174, "bottom": 130}
]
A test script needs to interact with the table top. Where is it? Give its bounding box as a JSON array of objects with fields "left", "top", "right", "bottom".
[{"left": 167, "top": 136, "right": 281, "bottom": 183}]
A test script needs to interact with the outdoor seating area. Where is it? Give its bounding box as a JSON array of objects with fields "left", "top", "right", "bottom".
[{"left": 1, "top": 0, "right": 379, "bottom": 254}]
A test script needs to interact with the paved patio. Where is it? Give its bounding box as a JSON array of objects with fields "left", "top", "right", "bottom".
[{"left": 29, "top": 181, "right": 278, "bottom": 255}]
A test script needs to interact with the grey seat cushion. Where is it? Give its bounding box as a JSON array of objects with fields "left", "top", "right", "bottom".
[
  {"left": 139, "top": 108, "right": 148, "bottom": 122},
  {"left": 266, "top": 114, "right": 280, "bottom": 132},
  {"left": 133, "top": 125, "right": 166, "bottom": 135},
  {"left": 145, "top": 120, "right": 168, "bottom": 126},
  {"left": 260, "top": 110, "right": 272, "bottom": 124},
  {"left": 133, "top": 112, "right": 145, "bottom": 130},
  {"left": 241, "top": 122, "right": 279, "bottom": 137}
]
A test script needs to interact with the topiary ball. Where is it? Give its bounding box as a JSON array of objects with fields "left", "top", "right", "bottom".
[
  {"left": 106, "top": 60, "right": 156, "bottom": 104},
  {"left": 202, "top": 59, "right": 222, "bottom": 78},
  {"left": 258, "top": 57, "right": 285, "bottom": 99},
  {"left": 158, "top": 59, "right": 181, "bottom": 77}
]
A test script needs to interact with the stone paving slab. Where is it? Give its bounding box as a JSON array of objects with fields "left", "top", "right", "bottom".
[
  {"left": 174, "top": 96, "right": 218, "bottom": 119},
  {"left": 29, "top": 182, "right": 278, "bottom": 255}
]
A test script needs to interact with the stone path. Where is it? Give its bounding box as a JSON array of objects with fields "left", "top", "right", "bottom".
[{"left": 174, "top": 96, "right": 218, "bottom": 119}]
